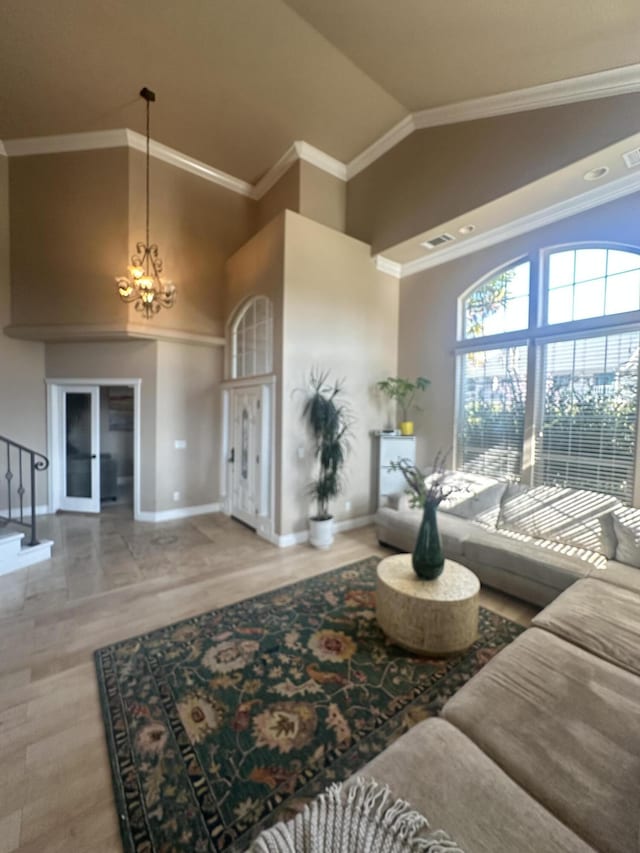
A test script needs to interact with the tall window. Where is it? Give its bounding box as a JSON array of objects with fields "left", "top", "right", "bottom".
[
  {"left": 456, "top": 247, "right": 640, "bottom": 502},
  {"left": 231, "top": 295, "right": 273, "bottom": 379}
]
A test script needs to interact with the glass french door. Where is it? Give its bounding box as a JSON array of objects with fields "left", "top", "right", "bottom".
[{"left": 59, "top": 386, "right": 100, "bottom": 513}]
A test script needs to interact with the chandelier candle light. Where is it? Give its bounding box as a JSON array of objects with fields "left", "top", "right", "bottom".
[{"left": 116, "top": 87, "right": 176, "bottom": 318}]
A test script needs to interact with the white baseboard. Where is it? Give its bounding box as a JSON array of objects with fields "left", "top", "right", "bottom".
[
  {"left": 0, "top": 503, "right": 50, "bottom": 518},
  {"left": 272, "top": 514, "right": 375, "bottom": 548},
  {"left": 135, "top": 502, "right": 222, "bottom": 523},
  {"left": 335, "top": 514, "right": 375, "bottom": 533}
]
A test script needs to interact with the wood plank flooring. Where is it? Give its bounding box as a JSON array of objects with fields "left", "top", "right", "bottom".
[{"left": 0, "top": 508, "right": 538, "bottom": 852}]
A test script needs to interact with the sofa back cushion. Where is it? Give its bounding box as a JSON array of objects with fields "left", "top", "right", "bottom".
[
  {"left": 497, "top": 484, "right": 619, "bottom": 558},
  {"left": 612, "top": 507, "right": 640, "bottom": 567}
]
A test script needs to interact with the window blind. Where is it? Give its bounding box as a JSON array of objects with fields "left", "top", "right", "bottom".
[
  {"left": 534, "top": 331, "right": 639, "bottom": 502},
  {"left": 457, "top": 346, "right": 528, "bottom": 480}
]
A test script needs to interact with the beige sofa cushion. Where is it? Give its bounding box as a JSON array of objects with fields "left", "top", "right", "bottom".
[
  {"left": 463, "top": 525, "right": 596, "bottom": 590},
  {"left": 612, "top": 506, "right": 640, "bottom": 567},
  {"left": 498, "top": 484, "right": 619, "bottom": 557},
  {"left": 533, "top": 578, "right": 640, "bottom": 676},
  {"left": 349, "top": 718, "right": 595, "bottom": 853},
  {"left": 442, "top": 628, "right": 640, "bottom": 853},
  {"left": 595, "top": 559, "right": 640, "bottom": 594}
]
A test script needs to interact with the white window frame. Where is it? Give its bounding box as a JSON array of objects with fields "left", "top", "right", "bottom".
[
  {"left": 455, "top": 243, "right": 640, "bottom": 504},
  {"left": 230, "top": 295, "right": 273, "bottom": 380}
]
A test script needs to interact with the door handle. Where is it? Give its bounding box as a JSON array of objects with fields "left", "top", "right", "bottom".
[
  {"left": 229, "top": 448, "right": 235, "bottom": 463},
  {"left": 91, "top": 454, "right": 97, "bottom": 459}
]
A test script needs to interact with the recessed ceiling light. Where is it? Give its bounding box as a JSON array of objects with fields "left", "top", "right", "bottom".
[
  {"left": 583, "top": 166, "right": 609, "bottom": 181},
  {"left": 458, "top": 224, "right": 476, "bottom": 235}
]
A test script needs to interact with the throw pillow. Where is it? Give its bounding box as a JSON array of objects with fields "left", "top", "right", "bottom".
[
  {"left": 498, "top": 484, "right": 620, "bottom": 558},
  {"left": 438, "top": 473, "right": 507, "bottom": 525},
  {"left": 612, "top": 507, "right": 640, "bottom": 568}
]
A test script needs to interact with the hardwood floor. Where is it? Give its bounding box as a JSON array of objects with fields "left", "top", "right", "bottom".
[{"left": 0, "top": 509, "right": 538, "bottom": 852}]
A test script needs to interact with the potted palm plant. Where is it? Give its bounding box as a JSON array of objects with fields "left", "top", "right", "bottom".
[
  {"left": 303, "top": 370, "right": 352, "bottom": 548},
  {"left": 376, "top": 376, "right": 430, "bottom": 435}
]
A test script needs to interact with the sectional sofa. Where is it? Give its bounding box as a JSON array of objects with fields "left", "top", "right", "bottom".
[
  {"left": 357, "top": 476, "right": 640, "bottom": 852},
  {"left": 375, "top": 473, "right": 640, "bottom": 605},
  {"left": 352, "top": 573, "right": 640, "bottom": 852}
]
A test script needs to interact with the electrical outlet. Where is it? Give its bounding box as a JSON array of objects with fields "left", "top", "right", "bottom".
[
  {"left": 174, "top": 439, "right": 187, "bottom": 449},
  {"left": 345, "top": 500, "right": 351, "bottom": 511},
  {"left": 173, "top": 491, "right": 181, "bottom": 502}
]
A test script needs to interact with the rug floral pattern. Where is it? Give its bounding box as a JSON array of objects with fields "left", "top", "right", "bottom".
[{"left": 95, "top": 556, "right": 523, "bottom": 852}]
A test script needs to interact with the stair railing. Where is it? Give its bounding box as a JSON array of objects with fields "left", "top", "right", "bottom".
[{"left": 0, "top": 436, "right": 49, "bottom": 546}]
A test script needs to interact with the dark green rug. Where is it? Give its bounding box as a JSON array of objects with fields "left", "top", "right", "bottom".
[{"left": 95, "top": 556, "right": 524, "bottom": 853}]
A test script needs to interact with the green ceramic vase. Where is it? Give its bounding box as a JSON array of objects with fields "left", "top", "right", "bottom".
[{"left": 412, "top": 502, "right": 445, "bottom": 579}]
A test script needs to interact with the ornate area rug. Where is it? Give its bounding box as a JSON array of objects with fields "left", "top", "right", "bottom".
[{"left": 95, "top": 556, "right": 523, "bottom": 853}]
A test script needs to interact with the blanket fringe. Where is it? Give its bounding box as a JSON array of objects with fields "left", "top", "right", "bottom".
[{"left": 250, "top": 777, "right": 464, "bottom": 853}]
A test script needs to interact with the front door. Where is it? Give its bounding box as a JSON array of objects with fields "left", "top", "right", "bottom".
[
  {"left": 59, "top": 386, "right": 101, "bottom": 513},
  {"left": 229, "top": 386, "right": 263, "bottom": 529}
]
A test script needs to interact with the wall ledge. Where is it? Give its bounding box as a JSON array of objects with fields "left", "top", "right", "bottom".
[{"left": 4, "top": 323, "right": 225, "bottom": 347}]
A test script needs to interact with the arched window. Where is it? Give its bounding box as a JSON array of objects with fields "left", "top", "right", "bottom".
[
  {"left": 231, "top": 295, "right": 273, "bottom": 379},
  {"left": 456, "top": 246, "right": 640, "bottom": 502}
]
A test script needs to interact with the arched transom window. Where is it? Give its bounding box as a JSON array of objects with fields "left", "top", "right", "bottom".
[
  {"left": 456, "top": 246, "right": 640, "bottom": 502},
  {"left": 231, "top": 295, "right": 273, "bottom": 379}
]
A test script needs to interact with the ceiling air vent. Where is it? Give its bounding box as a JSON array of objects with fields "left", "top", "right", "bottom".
[
  {"left": 622, "top": 147, "right": 640, "bottom": 169},
  {"left": 420, "top": 233, "right": 456, "bottom": 250}
]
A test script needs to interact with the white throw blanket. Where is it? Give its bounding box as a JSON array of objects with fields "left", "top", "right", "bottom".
[{"left": 250, "top": 777, "right": 464, "bottom": 853}]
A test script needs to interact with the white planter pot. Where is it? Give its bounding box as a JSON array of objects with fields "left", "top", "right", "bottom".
[{"left": 309, "top": 517, "right": 334, "bottom": 549}]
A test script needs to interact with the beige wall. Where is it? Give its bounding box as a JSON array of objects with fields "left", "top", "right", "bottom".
[
  {"left": 281, "top": 210, "right": 398, "bottom": 535},
  {"left": 299, "top": 162, "right": 346, "bottom": 233},
  {"left": 8, "top": 147, "right": 254, "bottom": 336},
  {"left": 9, "top": 149, "right": 131, "bottom": 327},
  {"left": 256, "top": 164, "right": 301, "bottom": 231},
  {"left": 256, "top": 161, "right": 346, "bottom": 236},
  {"left": 398, "top": 191, "right": 640, "bottom": 476},
  {"left": 347, "top": 93, "right": 640, "bottom": 253},
  {"left": 45, "top": 339, "right": 224, "bottom": 513},
  {"left": 154, "top": 341, "right": 223, "bottom": 512},
  {"left": 0, "top": 154, "right": 48, "bottom": 504},
  {"left": 45, "top": 340, "right": 158, "bottom": 510},
  {"left": 127, "top": 150, "right": 254, "bottom": 338}
]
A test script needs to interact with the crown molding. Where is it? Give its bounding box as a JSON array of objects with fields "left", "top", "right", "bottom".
[
  {"left": 347, "top": 64, "right": 640, "bottom": 179},
  {"left": 347, "top": 114, "right": 415, "bottom": 179},
  {"left": 2, "top": 64, "right": 639, "bottom": 200},
  {"left": 374, "top": 255, "right": 402, "bottom": 279},
  {"left": 3, "top": 129, "right": 254, "bottom": 197},
  {"left": 294, "top": 141, "right": 347, "bottom": 181},
  {"left": 2, "top": 129, "right": 129, "bottom": 157},
  {"left": 251, "top": 140, "right": 347, "bottom": 201},
  {"left": 124, "top": 130, "right": 253, "bottom": 197},
  {"left": 251, "top": 144, "right": 299, "bottom": 199},
  {"left": 379, "top": 168, "right": 640, "bottom": 279}
]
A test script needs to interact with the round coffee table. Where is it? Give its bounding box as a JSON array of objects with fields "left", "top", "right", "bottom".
[{"left": 376, "top": 554, "right": 480, "bottom": 656}]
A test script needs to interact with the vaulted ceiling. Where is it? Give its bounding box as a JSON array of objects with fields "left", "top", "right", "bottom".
[{"left": 2, "top": 0, "right": 640, "bottom": 183}]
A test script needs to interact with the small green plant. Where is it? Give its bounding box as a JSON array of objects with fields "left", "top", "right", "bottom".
[
  {"left": 376, "top": 376, "right": 431, "bottom": 422},
  {"left": 303, "top": 370, "right": 352, "bottom": 521}
]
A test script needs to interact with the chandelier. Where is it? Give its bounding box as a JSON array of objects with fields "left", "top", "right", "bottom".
[{"left": 116, "top": 87, "right": 176, "bottom": 319}]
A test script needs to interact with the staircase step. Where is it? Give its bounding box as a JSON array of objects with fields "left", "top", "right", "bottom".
[
  {"left": 0, "top": 533, "right": 53, "bottom": 576},
  {"left": 0, "top": 530, "right": 25, "bottom": 559}
]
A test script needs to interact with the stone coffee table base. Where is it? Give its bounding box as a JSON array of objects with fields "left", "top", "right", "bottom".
[{"left": 376, "top": 554, "right": 480, "bottom": 656}]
